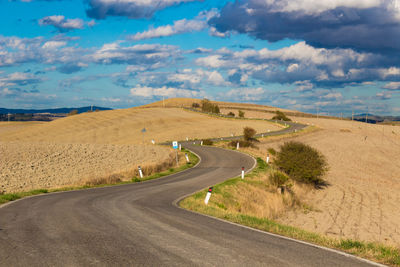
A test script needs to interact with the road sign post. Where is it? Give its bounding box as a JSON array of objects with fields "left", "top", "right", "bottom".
[{"left": 172, "top": 141, "right": 179, "bottom": 166}]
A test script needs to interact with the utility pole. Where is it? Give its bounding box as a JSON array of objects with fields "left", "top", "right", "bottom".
[
  {"left": 7, "top": 113, "right": 10, "bottom": 123},
  {"left": 352, "top": 110, "right": 354, "bottom": 121},
  {"left": 91, "top": 105, "right": 93, "bottom": 112},
  {"left": 163, "top": 96, "right": 165, "bottom": 108}
]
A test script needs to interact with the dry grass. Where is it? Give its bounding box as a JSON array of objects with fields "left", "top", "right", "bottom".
[
  {"left": 1, "top": 106, "right": 278, "bottom": 193},
  {"left": 0, "top": 108, "right": 280, "bottom": 144},
  {"left": 225, "top": 108, "right": 400, "bottom": 247}
]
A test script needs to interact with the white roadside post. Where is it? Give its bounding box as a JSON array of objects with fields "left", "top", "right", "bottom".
[
  {"left": 185, "top": 153, "right": 190, "bottom": 163},
  {"left": 201, "top": 140, "right": 203, "bottom": 146},
  {"left": 186, "top": 137, "right": 189, "bottom": 141},
  {"left": 151, "top": 139, "right": 155, "bottom": 145},
  {"left": 241, "top": 167, "right": 245, "bottom": 179},
  {"left": 172, "top": 141, "right": 179, "bottom": 166},
  {"left": 262, "top": 134, "right": 264, "bottom": 138},
  {"left": 266, "top": 154, "right": 270, "bottom": 164},
  {"left": 138, "top": 166, "right": 143, "bottom": 178},
  {"left": 179, "top": 144, "right": 182, "bottom": 151},
  {"left": 204, "top": 187, "right": 213, "bottom": 205},
  {"left": 236, "top": 142, "right": 240, "bottom": 150}
]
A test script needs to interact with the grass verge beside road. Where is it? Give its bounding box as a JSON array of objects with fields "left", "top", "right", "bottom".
[
  {"left": 180, "top": 157, "right": 400, "bottom": 266},
  {"left": 0, "top": 148, "right": 199, "bottom": 206}
]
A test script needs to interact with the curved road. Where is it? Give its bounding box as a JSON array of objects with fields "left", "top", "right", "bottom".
[{"left": 0, "top": 144, "right": 377, "bottom": 266}]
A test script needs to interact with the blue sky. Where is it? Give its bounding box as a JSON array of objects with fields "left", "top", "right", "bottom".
[{"left": 1, "top": 0, "right": 400, "bottom": 116}]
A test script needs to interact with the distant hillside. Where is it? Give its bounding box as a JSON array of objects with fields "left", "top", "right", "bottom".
[
  {"left": 0, "top": 106, "right": 112, "bottom": 115},
  {"left": 352, "top": 113, "right": 400, "bottom": 124}
]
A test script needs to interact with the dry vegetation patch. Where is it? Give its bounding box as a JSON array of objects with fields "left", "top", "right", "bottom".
[{"left": 0, "top": 141, "right": 173, "bottom": 193}]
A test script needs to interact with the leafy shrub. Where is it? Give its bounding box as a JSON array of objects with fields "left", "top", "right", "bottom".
[
  {"left": 201, "top": 99, "right": 220, "bottom": 114},
  {"left": 192, "top": 102, "right": 200, "bottom": 108},
  {"left": 238, "top": 110, "right": 245, "bottom": 118},
  {"left": 243, "top": 127, "right": 256, "bottom": 141},
  {"left": 68, "top": 109, "right": 78, "bottom": 116},
  {"left": 227, "top": 111, "right": 235, "bottom": 117},
  {"left": 274, "top": 141, "right": 328, "bottom": 186},
  {"left": 203, "top": 139, "right": 214, "bottom": 145},
  {"left": 267, "top": 148, "right": 277, "bottom": 156},
  {"left": 269, "top": 171, "right": 289, "bottom": 187},
  {"left": 272, "top": 110, "right": 291, "bottom": 121}
]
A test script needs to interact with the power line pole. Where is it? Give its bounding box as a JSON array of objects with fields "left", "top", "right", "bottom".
[{"left": 352, "top": 110, "right": 354, "bottom": 121}]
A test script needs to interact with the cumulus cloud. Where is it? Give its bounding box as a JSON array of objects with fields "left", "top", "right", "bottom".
[
  {"left": 130, "top": 84, "right": 201, "bottom": 98},
  {"left": 92, "top": 42, "right": 179, "bottom": 68},
  {"left": 0, "top": 35, "right": 86, "bottom": 69},
  {"left": 39, "top": 16, "right": 86, "bottom": 31},
  {"left": 210, "top": 0, "right": 400, "bottom": 53},
  {"left": 0, "top": 72, "right": 42, "bottom": 88},
  {"left": 129, "top": 9, "right": 219, "bottom": 40},
  {"left": 86, "top": 0, "right": 199, "bottom": 19},
  {"left": 383, "top": 81, "right": 400, "bottom": 90},
  {"left": 222, "top": 87, "right": 266, "bottom": 101},
  {"left": 195, "top": 41, "right": 400, "bottom": 88}
]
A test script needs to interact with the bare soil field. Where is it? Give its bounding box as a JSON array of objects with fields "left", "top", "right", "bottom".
[
  {"left": 0, "top": 141, "right": 173, "bottom": 193},
  {"left": 238, "top": 110, "right": 400, "bottom": 246},
  {"left": 1, "top": 107, "right": 278, "bottom": 193}
]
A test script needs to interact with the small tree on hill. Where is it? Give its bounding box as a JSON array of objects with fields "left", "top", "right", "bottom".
[
  {"left": 238, "top": 110, "right": 245, "bottom": 118},
  {"left": 227, "top": 111, "right": 235, "bottom": 117},
  {"left": 243, "top": 127, "right": 256, "bottom": 141},
  {"left": 272, "top": 110, "right": 291, "bottom": 121},
  {"left": 201, "top": 98, "right": 220, "bottom": 114}
]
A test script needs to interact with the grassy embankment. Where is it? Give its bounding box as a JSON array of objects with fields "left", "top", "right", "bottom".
[
  {"left": 180, "top": 154, "right": 400, "bottom": 266},
  {"left": 0, "top": 148, "right": 198, "bottom": 205}
]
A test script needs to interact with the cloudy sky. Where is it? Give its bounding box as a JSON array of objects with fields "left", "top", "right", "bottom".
[{"left": 1, "top": 0, "right": 400, "bottom": 115}]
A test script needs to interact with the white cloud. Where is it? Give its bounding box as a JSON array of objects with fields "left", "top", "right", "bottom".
[
  {"left": 39, "top": 16, "right": 85, "bottom": 31},
  {"left": 130, "top": 84, "right": 200, "bottom": 98},
  {"left": 196, "top": 55, "right": 228, "bottom": 68},
  {"left": 383, "top": 81, "right": 400, "bottom": 90},
  {"left": 42, "top": 41, "right": 67, "bottom": 49},
  {"left": 267, "top": 0, "right": 381, "bottom": 15},
  {"left": 87, "top": 0, "right": 200, "bottom": 19},
  {"left": 223, "top": 87, "right": 266, "bottom": 101},
  {"left": 130, "top": 9, "right": 218, "bottom": 40}
]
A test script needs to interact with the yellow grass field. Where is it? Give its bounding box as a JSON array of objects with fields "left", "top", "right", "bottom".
[
  {"left": 0, "top": 107, "right": 279, "bottom": 193},
  {"left": 230, "top": 109, "right": 400, "bottom": 246}
]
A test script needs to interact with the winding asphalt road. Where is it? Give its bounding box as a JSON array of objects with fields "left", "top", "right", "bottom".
[{"left": 0, "top": 141, "right": 379, "bottom": 266}]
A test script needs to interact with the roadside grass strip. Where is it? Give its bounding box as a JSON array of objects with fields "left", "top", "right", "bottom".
[
  {"left": 0, "top": 148, "right": 199, "bottom": 205},
  {"left": 180, "top": 158, "right": 400, "bottom": 266}
]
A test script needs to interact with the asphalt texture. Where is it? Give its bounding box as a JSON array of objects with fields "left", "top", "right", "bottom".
[{"left": 0, "top": 121, "right": 378, "bottom": 266}]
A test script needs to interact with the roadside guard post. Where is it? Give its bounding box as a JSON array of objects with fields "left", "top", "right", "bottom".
[
  {"left": 204, "top": 187, "right": 213, "bottom": 205},
  {"left": 266, "top": 154, "right": 270, "bottom": 164},
  {"left": 236, "top": 142, "right": 240, "bottom": 150},
  {"left": 172, "top": 141, "right": 179, "bottom": 166},
  {"left": 185, "top": 153, "right": 190, "bottom": 163},
  {"left": 138, "top": 166, "right": 143, "bottom": 178},
  {"left": 241, "top": 167, "right": 245, "bottom": 179}
]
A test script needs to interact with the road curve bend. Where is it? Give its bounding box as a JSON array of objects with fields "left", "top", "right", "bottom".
[{"left": 0, "top": 144, "right": 377, "bottom": 266}]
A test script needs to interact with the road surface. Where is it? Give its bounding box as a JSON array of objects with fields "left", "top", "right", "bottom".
[{"left": 0, "top": 143, "right": 378, "bottom": 266}]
